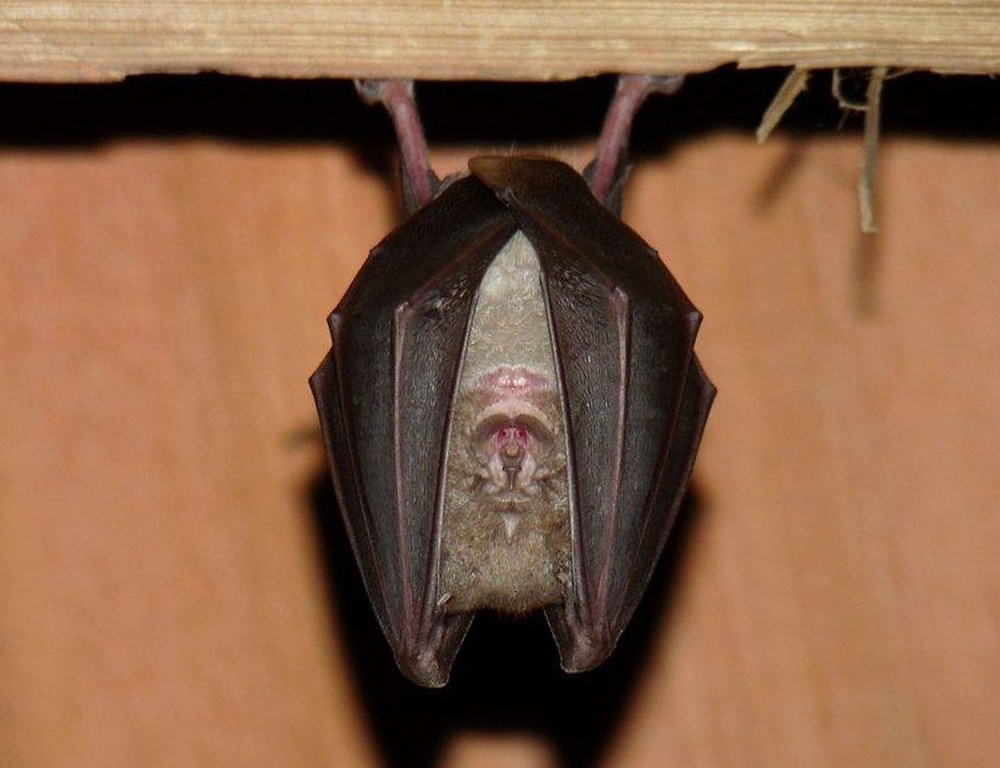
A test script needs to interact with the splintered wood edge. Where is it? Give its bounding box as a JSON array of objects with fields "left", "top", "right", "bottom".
[{"left": 0, "top": 1, "right": 998, "bottom": 82}]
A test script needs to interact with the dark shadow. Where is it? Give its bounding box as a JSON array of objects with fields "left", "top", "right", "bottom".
[
  {"left": 1, "top": 69, "right": 994, "bottom": 226},
  {"left": 751, "top": 144, "right": 807, "bottom": 213},
  {"left": 0, "top": 69, "right": 997, "bottom": 150},
  {"left": 308, "top": 463, "right": 708, "bottom": 768},
  {"left": 2, "top": 71, "right": 993, "bottom": 228}
]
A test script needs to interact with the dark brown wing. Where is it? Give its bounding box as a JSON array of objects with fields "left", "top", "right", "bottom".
[
  {"left": 470, "top": 157, "right": 715, "bottom": 672},
  {"left": 310, "top": 175, "right": 518, "bottom": 686}
]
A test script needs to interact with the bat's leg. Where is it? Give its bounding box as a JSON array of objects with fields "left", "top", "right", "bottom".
[
  {"left": 587, "top": 74, "right": 685, "bottom": 208},
  {"left": 356, "top": 80, "right": 440, "bottom": 212}
]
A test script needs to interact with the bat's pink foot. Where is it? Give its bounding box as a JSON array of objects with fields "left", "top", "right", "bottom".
[
  {"left": 356, "top": 79, "right": 439, "bottom": 211},
  {"left": 587, "top": 74, "right": 685, "bottom": 207}
]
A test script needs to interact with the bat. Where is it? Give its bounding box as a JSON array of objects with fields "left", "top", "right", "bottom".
[{"left": 311, "top": 77, "right": 715, "bottom": 687}]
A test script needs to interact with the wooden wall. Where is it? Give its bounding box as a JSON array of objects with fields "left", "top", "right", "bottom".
[{"left": 1, "top": 76, "right": 997, "bottom": 767}]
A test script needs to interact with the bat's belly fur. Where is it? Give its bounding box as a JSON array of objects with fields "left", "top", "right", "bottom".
[{"left": 439, "top": 231, "right": 572, "bottom": 614}]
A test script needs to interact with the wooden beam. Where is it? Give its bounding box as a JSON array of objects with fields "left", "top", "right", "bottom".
[{"left": 1, "top": 1, "right": 998, "bottom": 83}]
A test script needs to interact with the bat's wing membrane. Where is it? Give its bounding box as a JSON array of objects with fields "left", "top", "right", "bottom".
[{"left": 311, "top": 177, "right": 517, "bottom": 686}]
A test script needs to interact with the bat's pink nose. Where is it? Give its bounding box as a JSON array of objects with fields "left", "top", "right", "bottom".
[
  {"left": 499, "top": 425, "right": 529, "bottom": 463},
  {"left": 498, "top": 426, "right": 529, "bottom": 490}
]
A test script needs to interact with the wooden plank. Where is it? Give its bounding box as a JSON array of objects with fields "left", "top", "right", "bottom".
[
  {"left": 0, "top": 143, "right": 384, "bottom": 768},
  {"left": 1, "top": 130, "right": 997, "bottom": 766},
  {"left": 607, "top": 135, "right": 1000, "bottom": 768},
  {"left": 1, "top": 0, "right": 998, "bottom": 82}
]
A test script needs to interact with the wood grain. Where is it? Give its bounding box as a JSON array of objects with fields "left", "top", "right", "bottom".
[
  {"left": 0, "top": 144, "right": 385, "bottom": 767},
  {"left": 1, "top": 130, "right": 998, "bottom": 765},
  {"left": 611, "top": 136, "right": 1000, "bottom": 768},
  {"left": 0, "top": 1, "right": 998, "bottom": 82}
]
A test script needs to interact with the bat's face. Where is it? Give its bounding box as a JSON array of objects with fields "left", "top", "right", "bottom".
[{"left": 439, "top": 231, "right": 572, "bottom": 615}]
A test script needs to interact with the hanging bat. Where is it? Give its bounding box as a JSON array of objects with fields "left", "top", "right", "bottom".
[{"left": 311, "top": 77, "right": 715, "bottom": 687}]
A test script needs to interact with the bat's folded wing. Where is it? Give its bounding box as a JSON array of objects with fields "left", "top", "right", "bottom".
[{"left": 310, "top": 177, "right": 517, "bottom": 686}]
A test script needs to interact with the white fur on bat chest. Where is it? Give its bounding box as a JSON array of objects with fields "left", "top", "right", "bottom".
[{"left": 439, "top": 230, "right": 573, "bottom": 614}]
